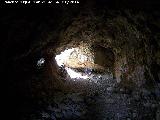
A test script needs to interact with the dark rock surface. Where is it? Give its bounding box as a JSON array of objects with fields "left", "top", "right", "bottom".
[{"left": 2, "top": 0, "right": 160, "bottom": 120}]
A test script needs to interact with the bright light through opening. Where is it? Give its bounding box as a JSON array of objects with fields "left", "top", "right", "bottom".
[
  {"left": 65, "top": 67, "right": 89, "bottom": 79},
  {"left": 55, "top": 48, "right": 75, "bottom": 66},
  {"left": 55, "top": 47, "right": 92, "bottom": 79}
]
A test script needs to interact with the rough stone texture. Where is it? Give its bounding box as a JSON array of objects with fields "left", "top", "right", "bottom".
[{"left": 2, "top": 0, "right": 160, "bottom": 120}]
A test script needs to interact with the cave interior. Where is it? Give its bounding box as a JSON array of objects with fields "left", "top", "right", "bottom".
[{"left": 2, "top": 0, "right": 160, "bottom": 120}]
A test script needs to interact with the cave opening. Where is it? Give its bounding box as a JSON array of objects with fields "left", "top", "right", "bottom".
[{"left": 54, "top": 43, "right": 115, "bottom": 83}]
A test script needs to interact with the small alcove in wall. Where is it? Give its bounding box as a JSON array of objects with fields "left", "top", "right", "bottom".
[{"left": 91, "top": 44, "right": 115, "bottom": 73}]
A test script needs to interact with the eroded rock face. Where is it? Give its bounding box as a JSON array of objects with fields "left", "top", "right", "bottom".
[{"left": 55, "top": 10, "right": 155, "bottom": 90}]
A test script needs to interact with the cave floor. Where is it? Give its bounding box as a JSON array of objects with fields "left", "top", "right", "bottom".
[{"left": 25, "top": 73, "right": 160, "bottom": 120}]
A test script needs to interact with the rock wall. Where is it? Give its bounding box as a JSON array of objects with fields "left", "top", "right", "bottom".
[{"left": 57, "top": 9, "right": 160, "bottom": 91}]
